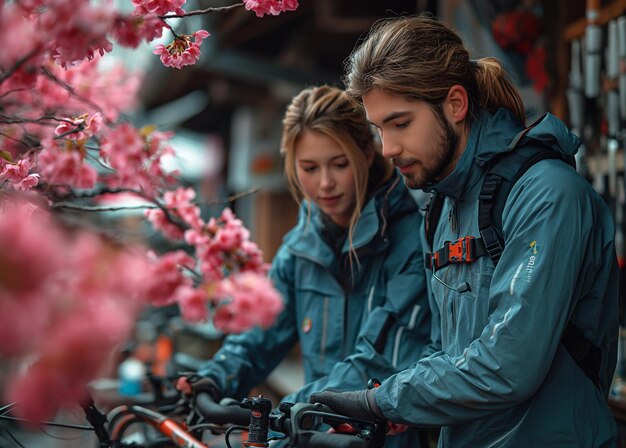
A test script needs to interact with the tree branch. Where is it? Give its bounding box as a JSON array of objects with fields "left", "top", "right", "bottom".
[
  {"left": 52, "top": 203, "right": 157, "bottom": 212},
  {"left": 0, "top": 48, "right": 42, "bottom": 86},
  {"left": 161, "top": 3, "right": 244, "bottom": 19},
  {"left": 40, "top": 68, "right": 105, "bottom": 116}
]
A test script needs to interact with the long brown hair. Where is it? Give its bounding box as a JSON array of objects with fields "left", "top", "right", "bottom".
[
  {"left": 280, "top": 85, "right": 392, "bottom": 259},
  {"left": 343, "top": 14, "right": 526, "bottom": 126}
]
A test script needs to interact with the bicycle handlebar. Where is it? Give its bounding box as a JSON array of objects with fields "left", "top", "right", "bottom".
[
  {"left": 193, "top": 393, "right": 385, "bottom": 448},
  {"left": 285, "top": 402, "right": 385, "bottom": 448},
  {"left": 194, "top": 393, "right": 250, "bottom": 426},
  {"left": 107, "top": 392, "right": 385, "bottom": 448},
  {"left": 298, "top": 431, "right": 375, "bottom": 448}
]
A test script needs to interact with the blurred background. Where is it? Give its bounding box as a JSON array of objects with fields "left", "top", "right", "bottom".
[{"left": 4, "top": 0, "right": 626, "bottom": 446}]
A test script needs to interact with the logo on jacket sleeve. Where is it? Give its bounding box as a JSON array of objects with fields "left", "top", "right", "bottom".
[
  {"left": 525, "top": 240, "right": 539, "bottom": 283},
  {"left": 302, "top": 317, "right": 312, "bottom": 333},
  {"left": 509, "top": 240, "right": 540, "bottom": 294}
]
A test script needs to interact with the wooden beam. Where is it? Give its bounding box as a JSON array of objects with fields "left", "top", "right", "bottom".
[{"left": 563, "top": 0, "right": 626, "bottom": 41}]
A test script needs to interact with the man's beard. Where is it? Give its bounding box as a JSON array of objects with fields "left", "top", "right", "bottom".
[{"left": 393, "top": 112, "right": 459, "bottom": 190}]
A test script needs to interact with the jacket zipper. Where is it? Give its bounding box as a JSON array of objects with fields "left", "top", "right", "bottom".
[
  {"left": 367, "top": 286, "right": 375, "bottom": 313},
  {"left": 320, "top": 296, "right": 329, "bottom": 363},
  {"left": 444, "top": 268, "right": 457, "bottom": 334},
  {"left": 392, "top": 304, "right": 421, "bottom": 368}
]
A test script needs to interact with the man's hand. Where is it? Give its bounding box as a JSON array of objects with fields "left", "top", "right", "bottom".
[
  {"left": 309, "top": 389, "right": 384, "bottom": 422},
  {"left": 176, "top": 374, "right": 221, "bottom": 402}
]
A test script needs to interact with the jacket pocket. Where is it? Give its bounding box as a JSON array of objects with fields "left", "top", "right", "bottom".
[
  {"left": 296, "top": 285, "right": 342, "bottom": 377},
  {"left": 362, "top": 305, "right": 429, "bottom": 370},
  {"left": 391, "top": 304, "right": 429, "bottom": 369}
]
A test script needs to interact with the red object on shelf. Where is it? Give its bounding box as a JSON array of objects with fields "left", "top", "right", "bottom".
[
  {"left": 525, "top": 45, "right": 548, "bottom": 92},
  {"left": 492, "top": 10, "right": 542, "bottom": 56}
]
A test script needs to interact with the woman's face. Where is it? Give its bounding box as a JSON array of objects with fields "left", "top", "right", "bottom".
[{"left": 295, "top": 130, "right": 357, "bottom": 228}]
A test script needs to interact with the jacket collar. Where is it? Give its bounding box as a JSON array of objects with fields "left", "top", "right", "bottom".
[
  {"left": 287, "top": 169, "right": 413, "bottom": 264},
  {"left": 425, "top": 109, "right": 580, "bottom": 201}
]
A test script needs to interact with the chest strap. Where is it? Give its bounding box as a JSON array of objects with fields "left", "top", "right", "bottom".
[{"left": 425, "top": 235, "right": 490, "bottom": 271}]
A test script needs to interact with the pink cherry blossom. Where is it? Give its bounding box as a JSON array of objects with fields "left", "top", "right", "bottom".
[
  {"left": 100, "top": 123, "right": 174, "bottom": 195},
  {"left": 153, "top": 30, "right": 210, "bottom": 69},
  {"left": 162, "top": 187, "right": 204, "bottom": 230},
  {"left": 132, "top": 0, "right": 186, "bottom": 16},
  {"left": 0, "top": 158, "right": 40, "bottom": 191},
  {"left": 145, "top": 208, "right": 186, "bottom": 240},
  {"left": 0, "top": 205, "right": 64, "bottom": 298},
  {"left": 243, "top": 0, "right": 299, "bottom": 17},
  {"left": 0, "top": 4, "right": 44, "bottom": 69},
  {"left": 41, "top": 1, "right": 117, "bottom": 68},
  {"left": 37, "top": 136, "right": 98, "bottom": 189},
  {"left": 113, "top": 12, "right": 165, "bottom": 48},
  {"left": 0, "top": 0, "right": 298, "bottom": 424},
  {"left": 176, "top": 285, "right": 210, "bottom": 322},
  {"left": 212, "top": 272, "right": 284, "bottom": 333},
  {"left": 8, "top": 301, "right": 137, "bottom": 423},
  {"left": 144, "top": 251, "right": 195, "bottom": 306},
  {"left": 54, "top": 112, "right": 103, "bottom": 140},
  {"left": 0, "top": 201, "right": 157, "bottom": 420}
]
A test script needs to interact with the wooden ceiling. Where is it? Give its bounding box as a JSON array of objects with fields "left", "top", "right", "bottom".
[{"left": 140, "top": 1, "right": 434, "bottom": 112}]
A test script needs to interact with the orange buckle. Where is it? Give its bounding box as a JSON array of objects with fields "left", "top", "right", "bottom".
[
  {"left": 448, "top": 236, "right": 475, "bottom": 262},
  {"left": 432, "top": 251, "right": 441, "bottom": 268}
]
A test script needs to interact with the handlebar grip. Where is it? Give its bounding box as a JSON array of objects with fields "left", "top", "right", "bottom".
[
  {"left": 298, "top": 431, "right": 374, "bottom": 448},
  {"left": 195, "top": 393, "right": 251, "bottom": 426}
]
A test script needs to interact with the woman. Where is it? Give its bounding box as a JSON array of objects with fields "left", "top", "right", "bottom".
[{"left": 185, "top": 86, "right": 431, "bottom": 447}]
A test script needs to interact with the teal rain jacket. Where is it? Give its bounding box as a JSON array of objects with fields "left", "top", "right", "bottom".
[
  {"left": 198, "top": 170, "right": 431, "bottom": 447},
  {"left": 374, "top": 110, "right": 619, "bottom": 447}
]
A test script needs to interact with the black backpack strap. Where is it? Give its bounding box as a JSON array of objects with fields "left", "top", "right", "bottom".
[
  {"left": 561, "top": 321, "right": 602, "bottom": 390},
  {"left": 478, "top": 143, "right": 576, "bottom": 265},
  {"left": 478, "top": 143, "right": 600, "bottom": 391},
  {"left": 424, "top": 192, "right": 444, "bottom": 252}
]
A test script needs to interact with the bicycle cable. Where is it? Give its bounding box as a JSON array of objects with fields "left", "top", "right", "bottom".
[{"left": 224, "top": 424, "right": 248, "bottom": 448}]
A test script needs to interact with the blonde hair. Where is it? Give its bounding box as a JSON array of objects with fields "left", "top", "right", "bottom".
[
  {"left": 280, "top": 85, "right": 392, "bottom": 261},
  {"left": 344, "top": 14, "right": 526, "bottom": 126}
]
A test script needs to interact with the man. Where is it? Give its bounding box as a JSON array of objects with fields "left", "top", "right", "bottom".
[{"left": 310, "top": 15, "right": 619, "bottom": 447}]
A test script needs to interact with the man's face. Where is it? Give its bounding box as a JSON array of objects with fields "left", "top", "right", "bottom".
[{"left": 363, "top": 88, "right": 460, "bottom": 189}]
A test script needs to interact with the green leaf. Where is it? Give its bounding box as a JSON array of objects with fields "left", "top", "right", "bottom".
[{"left": 0, "top": 150, "right": 12, "bottom": 162}]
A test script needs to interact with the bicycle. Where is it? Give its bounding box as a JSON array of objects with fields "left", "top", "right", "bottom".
[
  {"left": 0, "top": 380, "right": 387, "bottom": 447},
  {"left": 106, "top": 392, "right": 386, "bottom": 448}
]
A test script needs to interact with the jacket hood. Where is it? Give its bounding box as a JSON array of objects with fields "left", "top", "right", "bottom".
[
  {"left": 284, "top": 169, "right": 416, "bottom": 263},
  {"left": 432, "top": 109, "right": 581, "bottom": 200}
]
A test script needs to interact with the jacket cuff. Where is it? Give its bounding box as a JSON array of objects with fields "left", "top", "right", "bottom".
[{"left": 366, "top": 388, "right": 385, "bottom": 419}]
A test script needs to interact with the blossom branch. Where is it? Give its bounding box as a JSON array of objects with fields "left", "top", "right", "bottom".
[
  {"left": 161, "top": 3, "right": 244, "bottom": 19},
  {"left": 0, "top": 114, "right": 77, "bottom": 127},
  {"left": 55, "top": 186, "right": 145, "bottom": 199},
  {"left": 52, "top": 202, "right": 157, "bottom": 212},
  {"left": 208, "top": 185, "right": 261, "bottom": 205},
  {"left": 0, "top": 48, "right": 41, "bottom": 86},
  {"left": 40, "top": 67, "right": 105, "bottom": 117}
]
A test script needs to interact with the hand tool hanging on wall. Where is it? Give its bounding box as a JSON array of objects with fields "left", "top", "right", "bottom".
[
  {"left": 607, "top": 20, "right": 620, "bottom": 206},
  {"left": 584, "top": 0, "right": 603, "bottom": 99},
  {"left": 617, "top": 16, "right": 626, "bottom": 121},
  {"left": 607, "top": 20, "right": 626, "bottom": 311},
  {"left": 567, "top": 38, "right": 588, "bottom": 176},
  {"left": 583, "top": 0, "right": 603, "bottom": 196}
]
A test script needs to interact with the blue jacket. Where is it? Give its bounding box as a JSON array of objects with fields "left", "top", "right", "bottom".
[
  {"left": 199, "top": 170, "right": 431, "bottom": 447},
  {"left": 374, "top": 110, "right": 619, "bottom": 447}
]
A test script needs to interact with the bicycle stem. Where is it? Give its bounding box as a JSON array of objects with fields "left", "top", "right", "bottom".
[{"left": 240, "top": 396, "right": 272, "bottom": 447}]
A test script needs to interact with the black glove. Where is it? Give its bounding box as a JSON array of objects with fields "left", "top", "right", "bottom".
[{"left": 309, "top": 389, "right": 384, "bottom": 422}]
